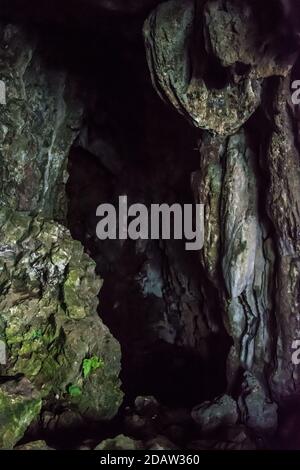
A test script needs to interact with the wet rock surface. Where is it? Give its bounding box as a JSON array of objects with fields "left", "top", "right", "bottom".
[
  {"left": 0, "top": 19, "right": 123, "bottom": 448},
  {"left": 0, "top": 0, "right": 299, "bottom": 451},
  {"left": 0, "top": 377, "right": 42, "bottom": 449},
  {"left": 144, "top": 0, "right": 262, "bottom": 136},
  {"left": 0, "top": 23, "right": 82, "bottom": 220},
  {"left": 0, "top": 209, "right": 123, "bottom": 429},
  {"left": 238, "top": 372, "right": 278, "bottom": 436},
  {"left": 192, "top": 395, "right": 238, "bottom": 434},
  {"left": 95, "top": 434, "right": 142, "bottom": 451}
]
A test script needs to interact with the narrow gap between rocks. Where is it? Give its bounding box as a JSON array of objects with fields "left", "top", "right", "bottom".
[
  {"left": 8, "top": 13, "right": 231, "bottom": 449},
  {"left": 64, "top": 17, "right": 230, "bottom": 445}
]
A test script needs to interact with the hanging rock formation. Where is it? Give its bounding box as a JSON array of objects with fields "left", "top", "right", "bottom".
[
  {"left": 0, "top": 0, "right": 299, "bottom": 450},
  {"left": 143, "top": 0, "right": 300, "bottom": 427}
]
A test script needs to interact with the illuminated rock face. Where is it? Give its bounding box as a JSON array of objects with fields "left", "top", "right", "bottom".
[
  {"left": 0, "top": 23, "right": 123, "bottom": 449},
  {"left": 143, "top": 0, "right": 262, "bottom": 136},
  {"left": 0, "top": 377, "right": 42, "bottom": 449},
  {"left": 0, "top": 0, "right": 300, "bottom": 450},
  {"left": 0, "top": 23, "right": 82, "bottom": 220},
  {"left": 144, "top": 0, "right": 300, "bottom": 406},
  {"left": 0, "top": 219, "right": 123, "bottom": 449},
  {"left": 0, "top": 210, "right": 123, "bottom": 424}
]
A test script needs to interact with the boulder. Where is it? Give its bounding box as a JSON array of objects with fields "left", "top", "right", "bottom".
[
  {"left": 238, "top": 372, "right": 278, "bottom": 435},
  {"left": 192, "top": 394, "right": 238, "bottom": 434},
  {"left": 0, "top": 209, "right": 123, "bottom": 448}
]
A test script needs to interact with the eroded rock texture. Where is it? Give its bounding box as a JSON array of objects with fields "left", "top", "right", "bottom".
[
  {"left": 0, "top": 209, "right": 122, "bottom": 422},
  {"left": 0, "top": 377, "right": 42, "bottom": 449},
  {"left": 144, "top": 0, "right": 264, "bottom": 136},
  {"left": 144, "top": 0, "right": 300, "bottom": 435},
  {"left": 264, "top": 75, "right": 300, "bottom": 399},
  {"left": 0, "top": 0, "right": 300, "bottom": 451},
  {"left": 0, "top": 22, "right": 123, "bottom": 448},
  {"left": 0, "top": 23, "right": 82, "bottom": 220}
]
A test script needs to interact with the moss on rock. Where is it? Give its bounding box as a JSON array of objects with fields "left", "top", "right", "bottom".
[
  {"left": 0, "top": 209, "right": 123, "bottom": 447},
  {"left": 0, "top": 378, "right": 42, "bottom": 449}
]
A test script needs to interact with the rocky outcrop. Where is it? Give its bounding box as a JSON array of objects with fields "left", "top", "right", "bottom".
[
  {"left": 192, "top": 394, "right": 238, "bottom": 433},
  {"left": 0, "top": 23, "right": 82, "bottom": 220},
  {"left": 0, "top": 209, "right": 123, "bottom": 424},
  {"left": 263, "top": 76, "right": 300, "bottom": 400},
  {"left": 15, "top": 440, "right": 53, "bottom": 450},
  {"left": 144, "top": 0, "right": 261, "bottom": 136},
  {"left": 0, "top": 0, "right": 299, "bottom": 450},
  {"left": 0, "top": 21, "right": 123, "bottom": 449},
  {"left": 204, "top": 0, "right": 290, "bottom": 78},
  {"left": 238, "top": 372, "right": 278, "bottom": 436}
]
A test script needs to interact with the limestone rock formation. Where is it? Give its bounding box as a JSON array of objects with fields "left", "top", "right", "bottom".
[
  {"left": 144, "top": 0, "right": 300, "bottom": 433},
  {"left": 144, "top": 0, "right": 263, "bottom": 136},
  {"left": 204, "top": 0, "right": 291, "bottom": 77},
  {"left": 238, "top": 372, "right": 278, "bottom": 436},
  {"left": 0, "top": 22, "right": 82, "bottom": 220},
  {"left": 0, "top": 209, "right": 123, "bottom": 447},
  {"left": 0, "top": 0, "right": 299, "bottom": 451},
  {"left": 192, "top": 394, "right": 238, "bottom": 433},
  {"left": 0, "top": 21, "right": 123, "bottom": 449},
  {"left": 264, "top": 76, "right": 300, "bottom": 400}
]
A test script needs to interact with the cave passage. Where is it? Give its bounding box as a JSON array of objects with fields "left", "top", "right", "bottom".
[
  {"left": 64, "top": 17, "right": 229, "bottom": 410},
  {"left": 2, "top": 0, "right": 299, "bottom": 453}
]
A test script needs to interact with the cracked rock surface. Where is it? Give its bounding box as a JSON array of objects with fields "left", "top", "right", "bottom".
[
  {"left": 0, "top": 21, "right": 123, "bottom": 449},
  {"left": 0, "top": 0, "right": 300, "bottom": 451},
  {"left": 144, "top": 0, "right": 300, "bottom": 441},
  {"left": 0, "top": 209, "right": 123, "bottom": 447}
]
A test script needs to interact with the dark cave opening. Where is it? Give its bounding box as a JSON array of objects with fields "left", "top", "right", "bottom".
[
  {"left": 65, "top": 44, "right": 229, "bottom": 411},
  {"left": 1, "top": 1, "right": 233, "bottom": 450},
  {"left": 1, "top": 0, "right": 300, "bottom": 454},
  {"left": 56, "top": 5, "right": 231, "bottom": 433},
  {"left": 0, "top": 10, "right": 231, "bottom": 448}
]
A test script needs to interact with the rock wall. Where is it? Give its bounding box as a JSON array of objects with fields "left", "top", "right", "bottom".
[
  {"left": 0, "top": 0, "right": 299, "bottom": 450},
  {"left": 0, "top": 23, "right": 123, "bottom": 449},
  {"left": 144, "top": 0, "right": 300, "bottom": 405}
]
